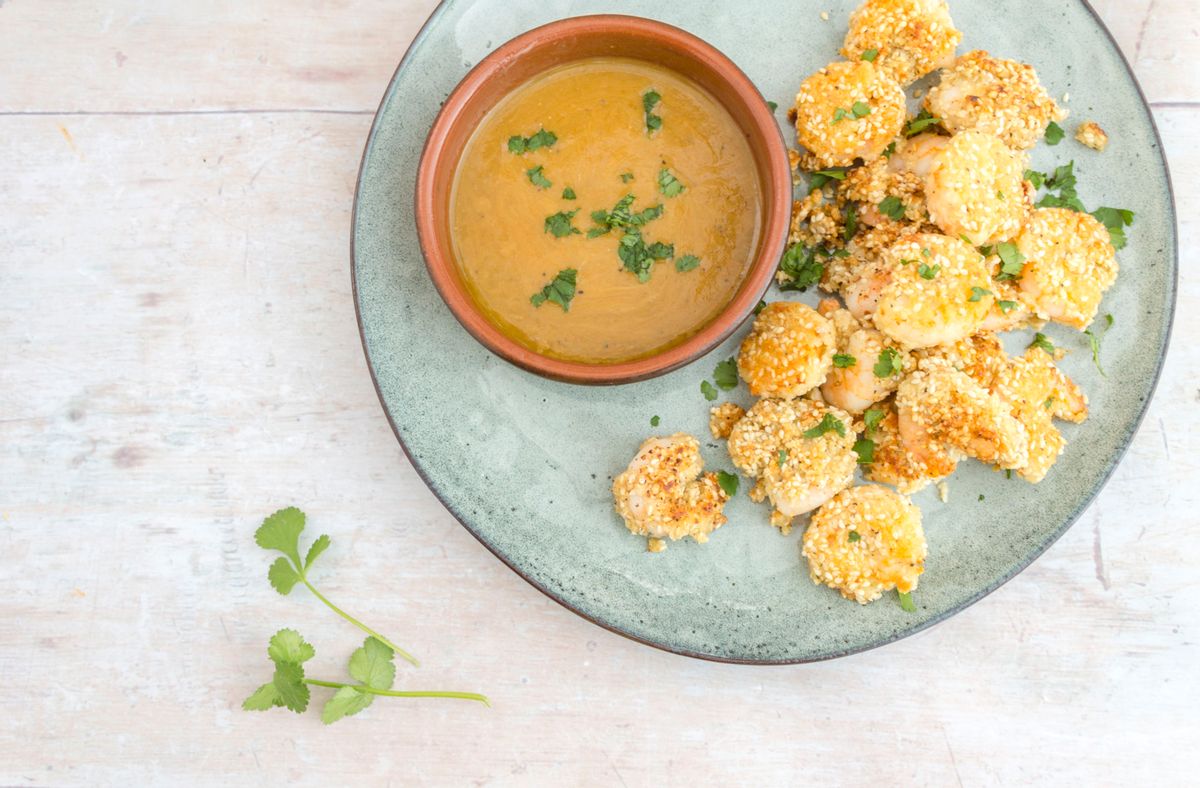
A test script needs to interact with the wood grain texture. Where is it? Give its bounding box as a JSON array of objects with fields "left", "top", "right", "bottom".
[{"left": 1, "top": 2, "right": 1197, "bottom": 786}]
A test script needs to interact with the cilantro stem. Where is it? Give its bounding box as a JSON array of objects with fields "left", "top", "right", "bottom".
[
  {"left": 299, "top": 576, "right": 419, "bottom": 667},
  {"left": 304, "top": 679, "right": 490, "bottom": 706}
]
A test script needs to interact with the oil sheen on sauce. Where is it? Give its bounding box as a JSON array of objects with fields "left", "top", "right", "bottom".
[{"left": 450, "top": 57, "right": 762, "bottom": 364}]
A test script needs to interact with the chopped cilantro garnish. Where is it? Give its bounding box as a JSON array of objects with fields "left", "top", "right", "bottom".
[
  {"left": 995, "top": 242, "right": 1025, "bottom": 280},
  {"left": 650, "top": 415, "right": 660, "bottom": 427},
  {"left": 767, "top": 100, "right": 778, "bottom": 112},
  {"left": 844, "top": 203, "right": 859, "bottom": 241},
  {"left": 620, "top": 172, "right": 635, "bottom": 183},
  {"left": 1044, "top": 397, "right": 1055, "bottom": 410},
  {"left": 643, "top": 90, "right": 663, "bottom": 132},
  {"left": 1092, "top": 206, "right": 1135, "bottom": 250},
  {"left": 863, "top": 407, "right": 885, "bottom": 434},
  {"left": 658, "top": 167, "right": 685, "bottom": 197},
  {"left": 716, "top": 470, "right": 739, "bottom": 497},
  {"left": 918, "top": 262, "right": 940, "bottom": 280},
  {"left": 997, "top": 300, "right": 1019, "bottom": 313},
  {"left": 753, "top": 300, "right": 767, "bottom": 315},
  {"left": 831, "top": 107, "right": 849, "bottom": 124},
  {"left": 713, "top": 358, "right": 739, "bottom": 390},
  {"left": 529, "top": 268, "right": 577, "bottom": 311},
  {"left": 851, "top": 101, "right": 871, "bottom": 118},
  {"left": 878, "top": 196, "right": 905, "bottom": 220},
  {"left": 833, "top": 353, "right": 857, "bottom": 368},
  {"left": 897, "top": 591, "right": 917, "bottom": 613},
  {"left": 978, "top": 494, "right": 985, "bottom": 502},
  {"left": 675, "top": 254, "right": 701, "bottom": 272},
  {"left": 861, "top": 48, "right": 879, "bottom": 62},
  {"left": 1024, "top": 168, "right": 1046, "bottom": 189},
  {"left": 874, "top": 348, "right": 903, "bottom": 378},
  {"left": 1029, "top": 332, "right": 1056, "bottom": 355},
  {"left": 853, "top": 438, "right": 875, "bottom": 465},
  {"left": 1034, "top": 160, "right": 1086, "bottom": 212},
  {"left": 883, "top": 141, "right": 896, "bottom": 158},
  {"left": 507, "top": 128, "right": 557, "bottom": 154},
  {"left": 809, "top": 168, "right": 848, "bottom": 192},
  {"left": 899, "top": 258, "right": 916, "bottom": 266},
  {"left": 544, "top": 209, "right": 581, "bottom": 238},
  {"left": 700, "top": 380, "right": 719, "bottom": 401},
  {"left": 617, "top": 228, "right": 670, "bottom": 282},
  {"left": 803, "top": 413, "right": 847, "bottom": 439},
  {"left": 904, "top": 109, "right": 940, "bottom": 137},
  {"left": 1083, "top": 313, "right": 1114, "bottom": 376},
  {"left": 848, "top": 529, "right": 863, "bottom": 542},
  {"left": 969, "top": 286, "right": 992, "bottom": 302},
  {"left": 1044, "top": 120, "right": 1065, "bottom": 145},
  {"left": 561, "top": 186, "right": 576, "bottom": 200},
  {"left": 778, "top": 244, "right": 824, "bottom": 292},
  {"left": 777, "top": 449, "right": 788, "bottom": 467},
  {"left": 525, "top": 165, "right": 552, "bottom": 189}
]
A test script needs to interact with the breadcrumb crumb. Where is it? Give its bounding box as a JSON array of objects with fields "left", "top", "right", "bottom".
[
  {"left": 709, "top": 402, "right": 746, "bottom": 440},
  {"left": 1075, "top": 121, "right": 1109, "bottom": 152}
]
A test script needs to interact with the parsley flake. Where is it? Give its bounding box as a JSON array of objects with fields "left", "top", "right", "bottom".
[
  {"left": 803, "top": 413, "right": 847, "bottom": 439},
  {"left": 620, "top": 172, "right": 635, "bottom": 183},
  {"left": 777, "top": 449, "right": 788, "bottom": 467},
  {"left": 530, "top": 268, "right": 577, "bottom": 311},
  {"left": 848, "top": 529, "right": 862, "bottom": 542}
]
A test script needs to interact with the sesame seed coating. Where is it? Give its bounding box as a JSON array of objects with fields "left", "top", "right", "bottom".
[
  {"left": 727, "top": 398, "right": 858, "bottom": 521},
  {"left": 738, "top": 302, "right": 837, "bottom": 399},
  {"left": 612, "top": 434, "right": 729, "bottom": 545},
  {"left": 924, "top": 130, "right": 1030, "bottom": 246},
  {"left": 793, "top": 60, "right": 907, "bottom": 168},
  {"left": 802, "top": 484, "right": 926, "bottom": 604},
  {"left": 1015, "top": 207, "right": 1118, "bottom": 330},
  {"left": 709, "top": 402, "right": 746, "bottom": 440},
  {"left": 925, "top": 50, "right": 1067, "bottom": 151},
  {"left": 1075, "top": 121, "right": 1109, "bottom": 152},
  {"left": 862, "top": 398, "right": 957, "bottom": 492},
  {"left": 842, "top": 0, "right": 962, "bottom": 85}
]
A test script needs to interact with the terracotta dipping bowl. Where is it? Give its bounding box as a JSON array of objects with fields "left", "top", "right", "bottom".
[{"left": 415, "top": 14, "right": 792, "bottom": 384}]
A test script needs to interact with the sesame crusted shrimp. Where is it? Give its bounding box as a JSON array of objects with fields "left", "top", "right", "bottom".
[
  {"left": 737, "top": 302, "right": 836, "bottom": 399},
  {"left": 925, "top": 50, "right": 1067, "bottom": 151},
  {"left": 727, "top": 399, "right": 858, "bottom": 532},
  {"left": 801, "top": 485, "right": 926, "bottom": 604},
  {"left": 612, "top": 434, "right": 729, "bottom": 547},
  {"left": 842, "top": 0, "right": 961, "bottom": 85},
  {"left": 793, "top": 60, "right": 907, "bottom": 168},
  {"left": 896, "top": 362, "right": 1030, "bottom": 470},
  {"left": 817, "top": 299, "right": 911, "bottom": 413},
  {"left": 847, "top": 233, "right": 994, "bottom": 349},
  {"left": 990, "top": 347, "right": 1088, "bottom": 482},
  {"left": 861, "top": 399, "right": 957, "bottom": 493},
  {"left": 709, "top": 403, "right": 746, "bottom": 440},
  {"left": 901, "top": 130, "right": 1031, "bottom": 246},
  {"left": 1015, "top": 207, "right": 1118, "bottom": 330}
]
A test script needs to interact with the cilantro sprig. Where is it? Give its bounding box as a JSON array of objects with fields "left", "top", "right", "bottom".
[
  {"left": 904, "top": 109, "right": 940, "bottom": 137},
  {"left": 530, "top": 268, "right": 577, "bottom": 311},
  {"left": 507, "top": 128, "right": 557, "bottom": 154},
  {"left": 777, "top": 244, "right": 824, "bottom": 292},
  {"left": 255, "top": 507, "right": 418, "bottom": 667},
  {"left": 1083, "top": 313, "right": 1114, "bottom": 375},
  {"left": 643, "top": 90, "right": 663, "bottom": 133}
]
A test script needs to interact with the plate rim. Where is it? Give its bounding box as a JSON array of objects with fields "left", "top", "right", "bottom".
[{"left": 350, "top": 0, "right": 1179, "bottom": 664}]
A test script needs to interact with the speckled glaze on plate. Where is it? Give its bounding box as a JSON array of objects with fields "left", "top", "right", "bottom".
[{"left": 352, "top": 0, "right": 1176, "bottom": 663}]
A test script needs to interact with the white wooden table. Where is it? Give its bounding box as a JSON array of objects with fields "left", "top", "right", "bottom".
[{"left": 2, "top": 2, "right": 1197, "bottom": 784}]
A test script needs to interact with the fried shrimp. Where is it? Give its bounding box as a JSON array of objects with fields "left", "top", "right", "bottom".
[
  {"left": 860, "top": 399, "right": 958, "bottom": 493},
  {"left": 1015, "top": 207, "right": 1118, "bottom": 330},
  {"left": 737, "top": 302, "right": 837, "bottom": 399},
  {"left": 841, "top": 0, "right": 961, "bottom": 85},
  {"left": 801, "top": 485, "right": 926, "bottom": 603},
  {"left": 727, "top": 399, "right": 858, "bottom": 532},
  {"left": 793, "top": 60, "right": 907, "bottom": 168},
  {"left": 897, "top": 362, "right": 1030, "bottom": 470},
  {"left": 846, "top": 233, "right": 993, "bottom": 349},
  {"left": 906, "top": 130, "right": 1030, "bottom": 246},
  {"left": 818, "top": 299, "right": 911, "bottom": 413},
  {"left": 612, "top": 434, "right": 730, "bottom": 546},
  {"left": 925, "top": 50, "right": 1067, "bottom": 151}
]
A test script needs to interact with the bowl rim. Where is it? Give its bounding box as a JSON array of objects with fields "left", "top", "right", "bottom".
[{"left": 413, "top": 13, "right": 792, "bottom": 385}]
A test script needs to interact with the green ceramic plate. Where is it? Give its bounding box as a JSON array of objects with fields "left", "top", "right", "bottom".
[{"left": 353, "top": 0, "right": 1176, "bottom": 662}]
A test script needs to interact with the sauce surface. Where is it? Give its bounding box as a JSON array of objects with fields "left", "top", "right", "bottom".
[{"left": 450, "top": 57, "right": 762, "bottom": 364}]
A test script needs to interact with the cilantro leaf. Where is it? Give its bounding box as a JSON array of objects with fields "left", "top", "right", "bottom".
[
  {"left": 767, "top": 100, "right": 778, "bottom": 112},
  {"left": 713, "top": 358, "right": 739, "bottom": 390},
  {"left": 918, "top": 262, "right": 940, "bottom": 280},
  {"left": 843, "top": 203, "right": 859, "bottom": 241},
  {"left": 873, "top": 348, "right": 902, "bottom": 378},
  {"left": 809, "top": 168, "right": 848, "bottom": 192},
  {"left": 256, "top": 507, "right": 306, "bottom": 568},
  {"left": 848, "top": 530, "right": 862, "bottom": 542},
  {"left": 1024, "top": 168, "right": 1046, "bottom": 189},
  {"left": 832, "top": 107, "right": 849, "bottom": 124},
  {"left": 650, "top": 415, "right": 660, "bottom": 427},
  {"left": 997, "top": 299, "right": 1019, "bottom": 313},
  {"left": 643, "top": 90, "right": 662, "bottom": 132},
  {"left": 897, "top": 591, "right": 917, "bottom": 613},
  {"left": 272, "top": 660, "right": 310, "bottom": 713},
  {"left": 716, "top": 471, "right": 739, "bottom": 497},
  {"left": 905, "top": 109, "right": 940, "bottom": 137},
  {"left": 321, "top": 685, "right": 374, "bottom": 725},
  {"left": 995, "top": 242, "right": 1025, "bottom": 280},
  {"left": 853, "top": 438, "right": 875, "bottom": 465},
  {"left": 1083, "top": 313, "right": 1113, "bottom": 375},
  {"left": 1044, "top": 121, "right": 1065, "bottom": 145},
  {"left": 620, "top": 172, "right": 635, "bottom": 183},
  {"left": 562, "top": 187, "right": 576, "bottom": 200},
  {"left": 243, "top": 682, "right": 283, "bottom": 711},
  {"left": 1029, "top": 333, "right": 1056, "bottom": 355},
  {"left": 878, "top": 196, "right": 905, "bottom": 220},
  {"left": 348, "top": 637, "right": 396, "bottom": 690},
  {"left": 658, "top": 167, "right": 685, "bottom": 197},
  {"left": 268, "top": 628, "right": 316, "bottom": 665},
  {"left": 969, "top": 286, "right": 992, "bottom": 302},
  {"left": 777, "top": 449, "right": 788, "bottom": 467},
  {"left": 1092, "top": 206, "right": 1134, "bottom": 250},
  {"left": 803, "top": 413, "right": 846, "bottom": 439},
  {"left": 861, "top": 48, "right": 879, "bottom": 62},
  {"left": 833, "top": 353, "right": 857, "bottom": 368},
  {"left": 851, "top": 101, "right": 871, "bottom": 118},
  {"left": 675, "top": 254, "right": 701, "bottom": 272},
  {"left": 753, "top": 300, "right": 767, "bottom": 315},
  {"left": 778, "top": 244, "right": 824, "bottom": 292},
  {"left": 530, "top": 268, "right": 577, "bottom": 311},
  {"left": 525, "top": 165, "right": 552, "bottom": 189},
  {"left": 304, "top": 534, "right": 331, "bottom": 571},
  {"left": 701, "top": 380, "right": 719, "bottom": 401},
  {"left": 544, "top": 209, "right": 581, "bottom": 238},
  {"left": 508, "top": 128, "right": 557, "bottom": 154},
  {"left": 268, "top": 557, "right": 301, "bottom": 594},
  {"left": 863, "top": 407, "right": 885, "bottom": 434},
  {"left": 507, "top": 136, "right": 526, "bottom": 154}
]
